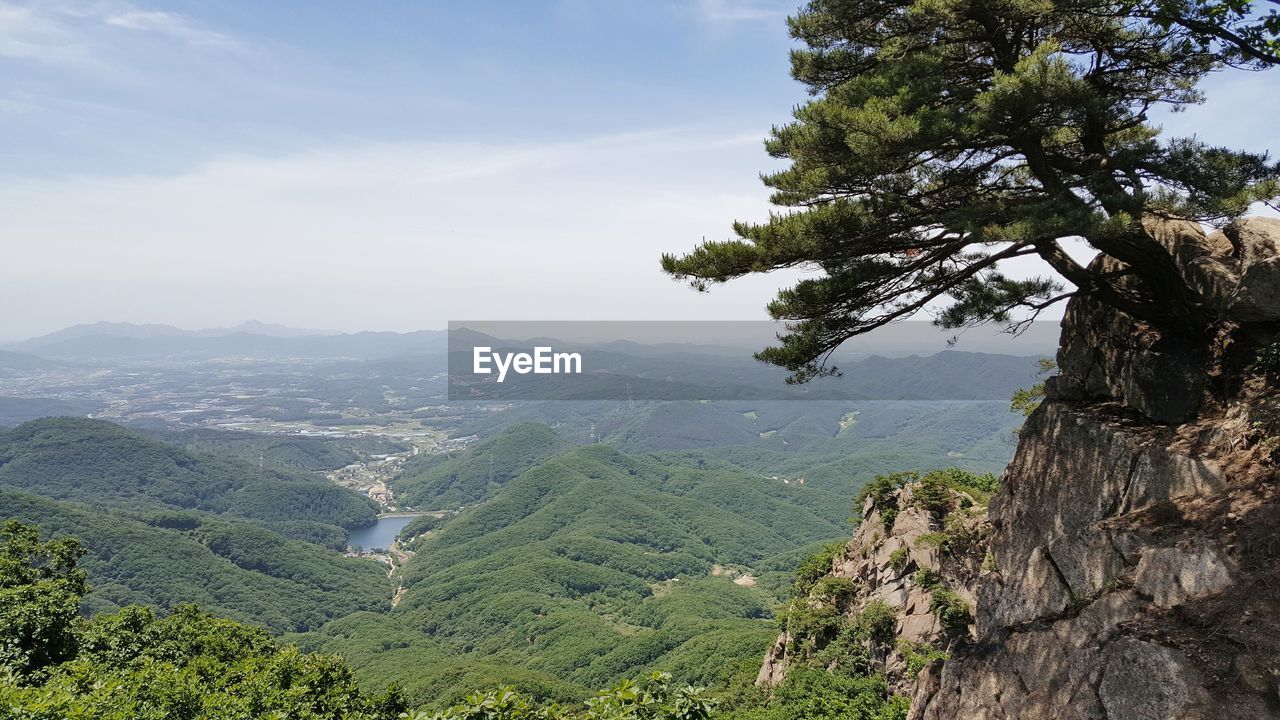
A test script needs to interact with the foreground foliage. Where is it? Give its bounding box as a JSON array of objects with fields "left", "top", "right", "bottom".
[
  {"left": 0, "top": 520, "right": 405, "bottom": 719},
  {"left": 407, "top": 674, "right": 714, "bottom": 720},
  {"left": 1, "top": 521, "right": 724, "bottom": 720},
  {"left": 1, "top": 489, "right": 392, "bottom": 632}
]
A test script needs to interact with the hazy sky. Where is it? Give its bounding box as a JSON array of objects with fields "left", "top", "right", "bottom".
[{"left": 1, "top": 0, "right": 1276, "bottom": 341}]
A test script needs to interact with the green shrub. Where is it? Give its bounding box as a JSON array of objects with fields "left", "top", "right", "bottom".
[
  {"left": 854, "top": 472, "right": 916, "bottom": 531},
  {"left": 919, "top": 468, "right": 999, "bottom": 505},
  {"left": 913, "top": 475, "right": 953, "bottom": 517},
  {"left": 852, "top": 601, "right": 898, "bottom": 646},
  {"left": 888, "top": 546, "right": 909, "bottom": 569},
  {"left": 729, "top": 667, "right": 909, "bottom": 720},
  {"left": 407, "top": 672, "right": 715, "bottom": 720},
  {"left": 914, "top": 532, "right": 950, "bottom": 550},
  {"left": 812, "top": 576, "right": 856, "bottom": 603},
  {"left": 781, "top": 601, "right": 842, "bottom": 655},
  {"left": 813, "top": 625, "right": 873, "bottom": 676},
  {"left": 897, "top": 640, "right": 947, "bottom": 679},
  {"left": 929, "top": 588, "right": 972, "bottom": 633},
  {"left": 792, "top": 542, "right": 846, "bottom": 597},
  {"left": 913, "top": 568, "right": 941, "bottom": 590},
  {"left": 940, "top": 512, "right": 988, "bottom": 559}
]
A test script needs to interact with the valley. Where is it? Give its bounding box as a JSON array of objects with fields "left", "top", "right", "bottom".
[{"left": 0, "top": 322, "right": 1040, "bottom": 711}]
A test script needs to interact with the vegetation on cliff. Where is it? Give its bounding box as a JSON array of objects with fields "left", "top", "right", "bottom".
[{"left": 707, "top": 469, "right": 996, "bottom": 720}]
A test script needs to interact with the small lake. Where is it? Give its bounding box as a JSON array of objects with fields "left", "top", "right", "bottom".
[{"left": 347, "top": 514, "right": 421, "bottom": 551}]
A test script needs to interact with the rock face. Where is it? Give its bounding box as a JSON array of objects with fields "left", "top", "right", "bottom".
[
  {"left": 757, "top": 479, "right": 990, "bottom": 697},
  {"left": 910, "top": 217, "right": 1280, "bottom": 720}
]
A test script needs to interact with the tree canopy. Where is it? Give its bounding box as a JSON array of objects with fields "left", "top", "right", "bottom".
[
  {"left": 0, "top": 520, "right": 86, "bottom": 678},
  {"left": 662, "top": 0, "right": 1280, "bottom": 380},
  {"left": 0, "top": 521, "right": 724, "bottom": 720}
]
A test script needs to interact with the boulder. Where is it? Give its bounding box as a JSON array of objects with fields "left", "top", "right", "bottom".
[
  {"left": 1183, "top": 255, "right": 1240, "bottom": 311},
  {"left": 1054, "top": 264, "right": 1206, "bottom": 423},
  {"left": 1229, "top": 256, "right": 1280, "bottom": 322},
  {"left": 1133, "top": 544, "right": 1233, "bottom": 609},
  {"left": 1114, "top": 341, "right": 1207, "bottom": 424},
  {"left": 1142, "top": 215, "right": 1216, "bottom": 265},
  {"left": 1223, "top": 216, "right": 1280, "bottom": 267},
  {"left": 1098, "top": 639, "right": 1210, "bottom": 720}
]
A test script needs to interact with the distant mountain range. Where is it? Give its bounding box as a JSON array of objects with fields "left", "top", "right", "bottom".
[
  {"left": 0, "top": 348, "right": 57, "bottom": 371},
  {"left": 17, "top": 320, "right": 335, "bottom": 344},
  {"left": 0, "top": 320, "right": 1052, "bottom": 408},
  {"left": 3, "top": 321, "right": 448, "bottom": 360}
]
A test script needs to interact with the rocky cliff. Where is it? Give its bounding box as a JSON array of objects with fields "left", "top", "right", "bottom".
[
  {"left": 757, "top": 217, "right": 1280, "bottom": 719},
  {"left": 758, "top": 470, "right": 992, "bottom": 698},
  {"left": 911, "top": 216, "right": 1280, "bottom": 719}
]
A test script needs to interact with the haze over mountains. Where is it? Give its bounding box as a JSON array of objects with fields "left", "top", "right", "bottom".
[
  {"left": 2, "top": 321, "right": 448, "bottom": 361},
  {"left": 3, "top": 320, "right": 1056, "bottom": 362}
]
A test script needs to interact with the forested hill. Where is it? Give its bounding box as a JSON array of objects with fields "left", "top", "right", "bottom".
[
  {"left": 293, "top": 433, "right": 864, "bottom": 708},
  {"left": 0, "top": 489, "right": 392, "bottom": 632},
  {"left": 0, "top": 416, "right": 377, "bottom": 529},
  {"left": 0, "top": 409, "right": 1024, "bottom": 713},
  {"left": 0, "top": 349, "right": 56, "bottom": 371},
  {"left": 0, "top": 417, "right": 393, "bottom": 632},
  {"left": 393, "top": 422, "right": 575, "bottom": 509}
]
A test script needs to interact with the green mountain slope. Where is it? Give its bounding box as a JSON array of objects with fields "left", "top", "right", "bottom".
[
  {"left": 144, "top": 427, "right": 409, "bottom": 474},
  {"left": 0, "top": 396, "right": 100, "bottom": 427},
  {"left": 0, "top": 418, "right": 393, "bottom": 631},
  {"left": 295, "top": 438, "right": 855, "bottom": 708},
  {"left": 0, "top": 417, "right": 377, "bottom": 529},
  {"left": 0, "top": 489, "right": 391, "bottom": 632},
  {"left": 393, "top": 422, "right": 574, "bottom": 509}
]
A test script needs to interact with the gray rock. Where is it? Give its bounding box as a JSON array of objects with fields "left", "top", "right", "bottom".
[
  {"left": 1098, "top": 639, "right": 1208, "bottom": 720},
  {"left": 758, "top": 479, "right": 989, "bottom": 697},
  {"left": 1224, "top": 216, "right": 1280, "bottom": 267},
  {"left": 1133, "top": 545, "right": 1233, "bottom": 608},
  {"left": 1184, "top": 255, "right": 1241, "bottom": 313},
  {"left": 755, "top": 633, "right": 789, "bottom": 686},
  {"left": 1143, "top": 216, "right": 1214, "bottom": 265},
  {"left": 913, "top": 401, "right": 1258, "bottom": 720},
  {"left": 1229, "top": 255, "right": 1280, "bottom": 322},
  {"left": 1053, "top": 258, "right": 1206, "bottom": 423},
  {"left": 1114, "top": 342, "right": 1205, "bottom": 424},
  {"left": 1203, "top": 228, "right": 1238, "bottom": 257}
]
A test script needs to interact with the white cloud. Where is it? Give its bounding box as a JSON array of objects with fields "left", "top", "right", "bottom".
[
  {"left": 0, "top": 0, "right": 241, "bottom": 69},
  {"left": 103, "top": 9, "right": 236, "bottom": 48},
  {"left": 0, "top": 129, "right": 802, "bottom": 338},
  {"left": 0, "top": 3, "right": 87, "bottom": 65}
]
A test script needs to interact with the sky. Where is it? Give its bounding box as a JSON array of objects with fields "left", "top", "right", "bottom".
[{"left": 0, "top": 0, "right": 1277, "bottom": 341}]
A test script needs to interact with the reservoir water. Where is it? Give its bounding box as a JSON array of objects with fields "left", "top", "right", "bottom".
[{"left": 347, "top": 514, "right": 421, "bottom": 551}]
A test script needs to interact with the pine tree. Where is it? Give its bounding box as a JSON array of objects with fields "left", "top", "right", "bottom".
[{"left": 662, "top": 0, "right": 1280, "bottom": 380}]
